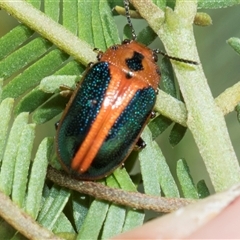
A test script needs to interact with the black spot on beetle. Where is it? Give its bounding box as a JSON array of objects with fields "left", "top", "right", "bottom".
[{"left": 126, "top": 51, "right": 144, "bottom": 72}]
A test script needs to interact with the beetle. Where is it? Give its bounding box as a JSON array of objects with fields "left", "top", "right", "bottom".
[
  {"left": 55, "top": 0, "right": 196, "bottom": 180},
  {"left": 56, "top": 38, "right": 160, "bottom": 179}
]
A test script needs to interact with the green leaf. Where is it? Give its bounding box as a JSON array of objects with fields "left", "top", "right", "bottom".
[
  {"left": 26, "top": 74, "right": 79, "bottom": 121},
  {"left": 161, "top": 57, "right": 177, "bottom": 97},
  {"left": 78, "top": 1, "right": 94, "bottom": 47},
  {"left": 14, "top": 88, "right": 53, "bottom": 116},
  {"left": 39, "top": 75, "right": 79, "bottom": 94},
  {"left": 169, "top": 123, "right": 187, "bottom": 147},
  {"left": 0, "top": 219, "right": 17, "bottom": 239},
  {"left": 39, "top": 186, "right": 71, "bottom": 230},
  {"left": 15, "top": 65, "right": 83, "bottom": 116},
  {"left": 198, "top": 0, "right": 240, "bottom": 9},
  {"left": 0, "top": 112, "right": 29, "bottom": 196},
  {"left": 92, "top": 2, "right": 107, "bottom": 50},
  {"left": 139, "top": 128, "right": 161, "bottom": 196},
  {"left": 236, "top": 103, "right": 240, "bottom": 123},
  {"left": 12, "top": 123, "right": 36, "bottom": 208},
  {"left": 176, "top": 159, "right": 199, "bottom": 199},
  {"left": 12, "top": 232, "right": 28, "bottom": 240},
  {"left": 53, "top": 212, "right": 76, "bottom": 234},
  {"left": 101, "top": 175, "right": 126, "bottom": 239},
  {"left": 25, "top": 137, "right": 53, "bottom": 219},
  {"left": 122, "top": 208, "right": 145, "bottom": 233},
  {"left": 101, "top": 202, "right": 125, "bottom": 239},
  {"left": 72, "top": 192, "right": 89, "bottom": 232},
  {"left": 119, "top": 151, "right": 138, "bottom": 174},
  {"left": 2, "top": 49, "right": 69, "bottom": 99},
  {"left": 123, "top": 24, "right": 132, "bottom": 40},
  {"left": 77, "top": 200, "right": 109, "bottom": 240},
  {"left": 108, "top": 0, "right": 124, "bottom": 11},
  {"left": 54, "top": 60, "right": 85, "bottom": 75},
  {"left": 165, "top": 2, "right": 175, "bottom": 9},
  {"left": 113, "top": 168, "right": 137, "bottom": 191},
  {"left": 0, "top": 78, "right": 3, "bottom": 101},
  {"left": 157, "top": 154, "right": 180, "bottom": 198},
  {"left": 44, "top": 0, "right": 60, "bottom": 22},
  {"left": 0, "top": 98, "right": 14, "bottom": 161},
  {"left": 32, "top": 94, "right": 68, "bottom": 124},
  {"left": 37, "top": 185, "right": 61, "bottom": 223},
  {"left": 152, "top": 0, "right": 167, "bottom": 10},
  {"left": 0, "top": 38, "right": 52, "bottom": 80},
  {"left": 197, "top": 180, "right": 210, "bottom": 198},
  {"left": 113, "top": 168, "right": 145, "bottom": 232},
  {"left": 137, "top": 26, "right": 157, "bottom": 46},
  {"left": 102, "top": 169, "right": 146, "bottom": 236},
  {"left": 148, "top": 114, "right": 172, "bottom": 139},
  {"left": 140, "top": 126, "right": 179, "bottom": 197},
  {"left": 0, "top": 25, "right": 33, "bottom": 60},
  {"left": 63, "top": 0, "right": 78, "bottom": 34},
  {"left": 49, "top": 154, "right": 62, "bottom": 171},
  {"left": 100, "top": 1, "right": 121, "bottom": 47},
  {"left": 227, "top": 37, "right": 240, "bottom": 56},
  {"left": 27, "top": 0, "right": 41, "bottom": 9},
  {"left": 123, "top": 25, "right": 157, "bottom": 46}
]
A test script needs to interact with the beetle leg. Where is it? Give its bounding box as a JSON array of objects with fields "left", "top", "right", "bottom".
[
  {"left": 135, "top": 137, "right": 146, "bottom": 150},
  {"left": 59, "top": 85, "right": 74, "bottom": 98},
  {"left": 55, "top": 121, "right": 59, "bottom": 130},
  {"left": 93, "top": 48, "right": 104, "bottom": 61},
  {"left": 150, "top": 111, "right": 156, "bottom": 119}
]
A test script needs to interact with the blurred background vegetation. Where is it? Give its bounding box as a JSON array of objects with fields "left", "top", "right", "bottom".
[{"left": 0, "top": 5, "right": 240, "bottom": 192}]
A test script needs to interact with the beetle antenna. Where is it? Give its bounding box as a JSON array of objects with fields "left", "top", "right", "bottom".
[
  {"left": 154, "top": 49, "right": 199, "bottom": 65},
  {"left": 124, "top": 0, "right": 137, "bottom": 40}
]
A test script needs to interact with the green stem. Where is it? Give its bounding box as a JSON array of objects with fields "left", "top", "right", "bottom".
[
  {"left": 132, "top": 0, "right": 240, "bottom": 192},
  {"left": 47, "top": 166, "right": 195, "bottom": 213},
  {"left": 0, "top": 0, "right": 96, "bottom": 65},
  {"left": 215, "top": 81, "right": 240, "bottom": 115},
  {"left": 0, "top": 190, "right": 63, "bottom": 239},
  {"left": 156, "top": 81, "right": 240, "bottom": 127},
  {"left": 155, "top": 90, "right": 187, "bottom": 127}
]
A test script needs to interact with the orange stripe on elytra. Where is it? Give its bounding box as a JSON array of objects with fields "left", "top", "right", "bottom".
[{"left": 71, "top": 66, "right": 148, "bottom": 173}]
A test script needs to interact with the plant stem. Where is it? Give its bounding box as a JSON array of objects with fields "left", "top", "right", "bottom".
[
  {"left": 131, "top": 0, "right": 240, "bottom": 192},
  {"left": 155, "top": 90, "right": 187, "bottom": 126},
  {"left": 0, "top": 190, "right": 63, "bottom": 240},
  {"left": 215, "top": 81, "right": 240, "bottom": 115},
  {"left": 47, "top": 166, "right": 195, "bottom": 213},
  {"left": 156, "top": 81, "right": 240, "bottom": 127}
]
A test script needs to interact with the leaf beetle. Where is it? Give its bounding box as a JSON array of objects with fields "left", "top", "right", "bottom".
[{"left": 55, "top": 0, "right": 196, "bottom": 180}]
